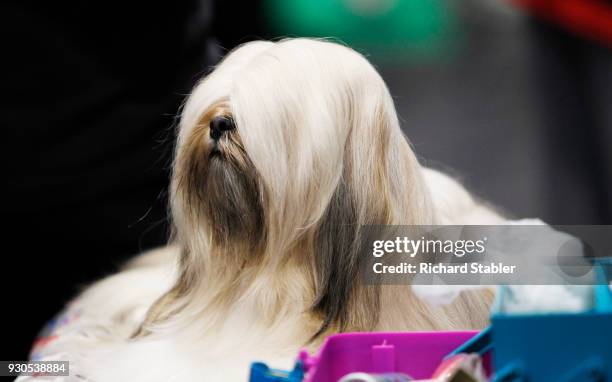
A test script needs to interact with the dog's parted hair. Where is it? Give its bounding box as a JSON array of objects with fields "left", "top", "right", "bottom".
[{"left": 136, "top": 39, "right": 442, "bottom": 340}]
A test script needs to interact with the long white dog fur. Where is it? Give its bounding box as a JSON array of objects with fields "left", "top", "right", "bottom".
[{"left": 22, "top": 39, "right": 503, "bottom": 382}]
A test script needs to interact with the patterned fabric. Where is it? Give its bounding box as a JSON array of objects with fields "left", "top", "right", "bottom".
[{"left": 30, "top": 303, "right": 82, "bottom": 361}]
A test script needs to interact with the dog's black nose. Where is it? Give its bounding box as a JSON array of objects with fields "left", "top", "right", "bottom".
[{"left": 210, "top": 116, "right": 235, "bottom": 141}]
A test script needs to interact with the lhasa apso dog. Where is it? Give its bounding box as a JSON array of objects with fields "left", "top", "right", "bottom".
[{"left": 22, "top": 39, "right": 503, "bottom": 382}]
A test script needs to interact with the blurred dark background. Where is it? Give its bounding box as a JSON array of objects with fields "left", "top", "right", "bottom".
[{"left": 2, "top": 0, "right": 611, "bottom": 360}]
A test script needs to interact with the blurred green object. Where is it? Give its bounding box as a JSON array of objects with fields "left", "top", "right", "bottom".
[{"left": 264, "top": 0, "right": 460, "bottom": 62}]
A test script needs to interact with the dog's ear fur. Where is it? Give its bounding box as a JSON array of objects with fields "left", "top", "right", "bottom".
[
  {"left": 309, "top": 100, "right": 401, "bottom": 339},
  {"left": 310, "top": 178, "right": 381, "bottom": 339}
]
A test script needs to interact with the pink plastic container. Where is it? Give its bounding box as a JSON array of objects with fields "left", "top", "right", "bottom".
[{"left": 298, "top": 331, "right": 487, "bottom": 382}]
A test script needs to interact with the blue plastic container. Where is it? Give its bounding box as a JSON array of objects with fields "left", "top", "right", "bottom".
[
  {"left": 491, "top": 311, "right": 611, "bottom": 381},
  {"left": 448, "top": 260, "right": 612, "bottom": 381},
  {"left": 490, "top": 265, "right": 612, "bottom": 382}
]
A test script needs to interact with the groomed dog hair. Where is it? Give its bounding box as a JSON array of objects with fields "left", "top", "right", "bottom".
[
  {"left": 21, "top": 38, "right": 502, "bottom": 382},
  {"left": 136, "top": 38, "right": 497, "bottom": 340}
]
